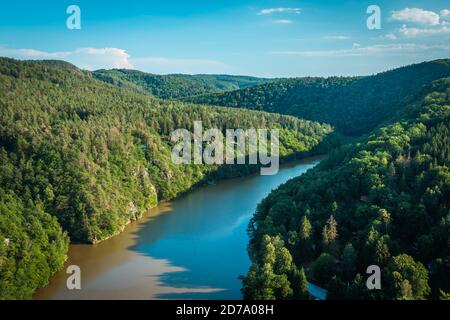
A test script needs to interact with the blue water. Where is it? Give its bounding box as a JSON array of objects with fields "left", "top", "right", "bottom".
[
  {"left": 129, "top": 159, "right": 320, "bottom": 299},
  {"left": 34, "top": 158, "right": 320, "bottom": 300}
]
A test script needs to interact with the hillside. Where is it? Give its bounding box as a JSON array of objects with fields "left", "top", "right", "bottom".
[
  {"left": 0, "top": 58, "right": 332, "bottom": 299},
  {"left": 93, "top": 69, "right": 271, "bottom": 99},
  {"left": 187, "top": 60, "right": 450, "bottom": 136},
  {"left": 243, "top": 77, "right": 450, "bottom": 300}
]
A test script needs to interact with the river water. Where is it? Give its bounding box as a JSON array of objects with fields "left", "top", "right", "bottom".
[{"left": 34, "top": 157, "right": 320, "bottom": 300}]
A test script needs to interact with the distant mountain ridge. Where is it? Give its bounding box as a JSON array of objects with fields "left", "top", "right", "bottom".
[
  {"left": 186, "top": 59, "right": 450, "bottom": 136},
  {"left": 92, "top": 69, "right": 272, "bottom": 99}
]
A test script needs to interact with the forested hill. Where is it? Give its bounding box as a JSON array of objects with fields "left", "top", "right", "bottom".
[
  {"left": 93, "top": 69, "right": 271, "bottom": 99},
  {"left": 243, "top": 77, "right": 450, "bottom": 300},
  {"left": 187, "top": 59, "right": 450, "bottom": 136},
  {"left": 0, "top": 57, "right": 332, "bottom": 299}
]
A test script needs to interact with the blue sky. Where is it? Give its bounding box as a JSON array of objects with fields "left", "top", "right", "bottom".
[{"left": 0, "top": 0, "right": 449, "bottom": 77}]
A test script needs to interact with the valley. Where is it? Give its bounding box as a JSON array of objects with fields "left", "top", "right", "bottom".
[{"left": 0, "top": 57, "right": 449, "bottom": 300}]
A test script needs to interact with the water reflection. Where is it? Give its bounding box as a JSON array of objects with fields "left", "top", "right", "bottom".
[{"left": 34, "top": 158, "right": 320, "bottom": 300}]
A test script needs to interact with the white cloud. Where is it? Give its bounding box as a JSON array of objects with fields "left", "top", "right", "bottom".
[
  {"left": 73, "top": 48, "right": 134, "bottom": 70},
  {"left": 0, "top": 47, "right": 133, "bottom": 70},
  {"left": 440, "top": 9, "right": 450, "bottom": 18},
  {"left": 398, "top": 24, "right": 450, "bottom": 37},
  {"left": 270, "top": 43, "right": 450, "bottom": 57},
  {"left": 271, "top": 19, "right": 293, "bottom": 24},
  {"left": 0, "top": 48, "right": 70, "bottom": 59},
  {"left": 0, "top": 47, "right": 229, "bottom": 74},
  {"left": 384, "top": 33, "right": 398, "bottom": 40},
  {"left": 392, "top": 8, "right": 440, "bottom": 25},
  {"left": 322, "top": 35, "right": 351, "bottom": 40},
  {"left": 257, "top": 7, "right": 301, "bottom": 15}
]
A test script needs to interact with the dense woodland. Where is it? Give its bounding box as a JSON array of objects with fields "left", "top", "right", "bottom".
[
  {"left": 0, "top": 56, "right": 449, "bottom": 300},
  {"left": 243, "top": 76, "right": 450, "bottom": 300},
  {"left": 93, "top": 69, "right": 271, "bottom": 99},
  {"left": 187, "top": 60, "right": 450, "bottom": 136},
  {"left": 0, "top": 58, "right": 331, "bottom": 299}
]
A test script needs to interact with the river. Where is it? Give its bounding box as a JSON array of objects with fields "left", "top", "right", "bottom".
[{"left": 34, "top": 157, "right": 321, "bottom": 300}]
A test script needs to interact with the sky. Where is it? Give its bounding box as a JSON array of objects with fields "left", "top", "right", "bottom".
[{"left": 0, "top": 0, "right": 449, "bottom": 77}]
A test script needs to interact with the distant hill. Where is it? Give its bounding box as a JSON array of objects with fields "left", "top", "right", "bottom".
[
  {"left": 92, "top": 69, "right": 272, "bottom": 99},
  {"left": 187, "top": 59, "right": 450, "bottom": 136}
]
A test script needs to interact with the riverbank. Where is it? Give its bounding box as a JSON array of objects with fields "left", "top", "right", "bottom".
[{"left": 34, "top": 157, "right": 321, "bottom": 300}]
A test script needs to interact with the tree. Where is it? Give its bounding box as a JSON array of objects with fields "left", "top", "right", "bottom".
[
  {"left": 327, "top": 276, "right": 347, "bottom": 300},
  {"left": 387, "top": 254, "right": 431, "bottom": 300},
  {"left": 298, "top": 215, "right": 313, "bottom": 260},
  {"left": 378, "top": 208, "right": 391, "bottom": 234},
  {"left": 290, "top": 266, "right": 309, "bottom": 299},
  {"left": 322, "top": 215, "right": 338, "bottom": 245},
  {"left": 322, "top": 215, "right": 339, "bottom": 256},
  {"left": 341, "top": 243, "right": 357, "bottom": 281},
  {"left": 261, "top": 235, "right": 276, "bottom": 266},
  {"left": 311, "top": 253, "right": 337, "bottom": 286},
  {"left": 299, "top": 215, "right": 312, "bottom": 241},
  {"left": 439, "top": 289, "right": 450, "bottom": 300},
  {"left": 374, "top": 236, "right": 391, "bottom": 266},
  {"left": 274, "top": 247, "right": 293, "bottom": 274}
]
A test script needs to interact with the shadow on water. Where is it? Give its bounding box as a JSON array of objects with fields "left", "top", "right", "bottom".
[{"left": 126, "top": 158, "right": 320, "bottom": 299}]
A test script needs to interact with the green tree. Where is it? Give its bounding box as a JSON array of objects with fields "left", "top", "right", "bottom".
[
  {"left": 387, "top": 254, "right": 431, "bottom": 300},
  {"left": 290, "top": 266, "right": 309, "bottom": 300},
  {"left": 311, "top": 253, "right": 337, "bottom": 286},
  {"left": 341, "top": 243, "right": 357, "bottom": 281}
]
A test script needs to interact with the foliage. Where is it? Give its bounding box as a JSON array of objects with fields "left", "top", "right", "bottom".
[
  {"left": 0, "top": 57, "right": 331, "bottom": 298},
  {"left": 244, "top": 76, "right": 450, "bottom": 299},
  {"left": 188, "top": 59, "right": 450, "bottom": 135},
  {"left": 93, "top": 69, "right": 272, "bottom": 99}
]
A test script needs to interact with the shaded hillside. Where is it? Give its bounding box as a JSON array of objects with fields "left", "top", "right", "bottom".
[{"left": 188, "top": 59, "right": 450, "bottom": 136}]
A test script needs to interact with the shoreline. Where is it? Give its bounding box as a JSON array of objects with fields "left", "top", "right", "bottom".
[{"left": 33, "top": 155, "right": 323, "bottom": 300}]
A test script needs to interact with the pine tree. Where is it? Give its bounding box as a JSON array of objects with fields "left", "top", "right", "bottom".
[{"left": 291, "top": 266, "right": 309, "bottom": 300}]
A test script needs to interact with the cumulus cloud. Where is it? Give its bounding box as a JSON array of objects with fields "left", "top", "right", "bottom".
[
  {"left": 440, "top": 9, "right": 450, "bottom": 18},
  {"left": 391, "top": 8, "right": 440, "bottom": 25},
  {"left": 73, "top": 48, "right": 133, "bottom": 69},
  {"left": 257, "top": 7, "right": 301, "bottom": 15},
  {"left": 271, "top": 43, "right": 450, "bottom": 57},
  {"left": 0, "top": 47, "right": 133, "bottom": 70}
]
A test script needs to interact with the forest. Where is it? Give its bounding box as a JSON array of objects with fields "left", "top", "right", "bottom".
[
  {"left": 243, "top": 76, "right": 450, "bottom": 300},
  {"left": 0, "top": 56, "right": 449, "bottom": 300},
  {"left": 187, "top": 60, "right": 450, "bottom": 136},
  {"left": 0, "top": 58, "right": 332, "bottom": 299},
  {"left": 93, "top": 69, "right": 272, "bottom": 99}
]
